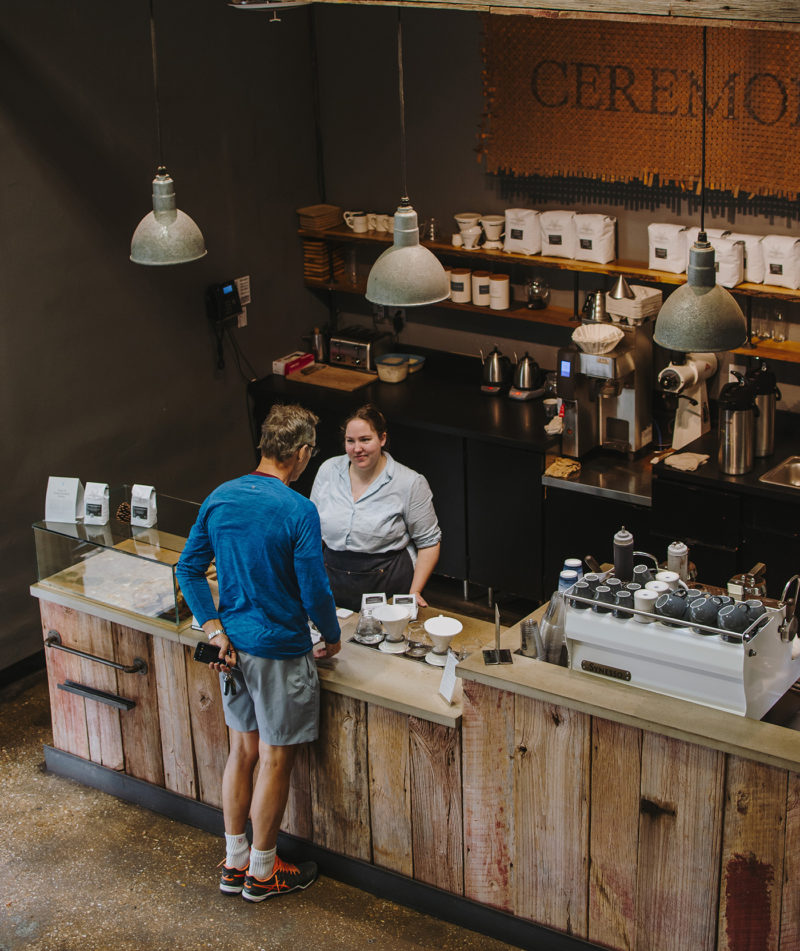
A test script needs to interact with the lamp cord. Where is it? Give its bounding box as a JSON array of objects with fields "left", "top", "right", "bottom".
[
  {"left": 699, "top": 26, "right": 707, "bottom": 236},
  {"left": 397, "top": 11, "right": 409, "bottom": 204},
  {"left": 149, "top": 0, "right": 164, "bottom": 169}
]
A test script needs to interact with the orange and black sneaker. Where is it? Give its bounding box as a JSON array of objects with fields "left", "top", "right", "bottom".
[
  {"left": 242, "top": 855, "right": 318, "bottom": 902},
  {"left": 218, "top": 859, "right": 248, "bottom": 895}
]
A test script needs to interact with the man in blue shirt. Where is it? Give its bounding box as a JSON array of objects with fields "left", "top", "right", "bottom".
[{"left": 176, "top": 404, "right": 340, "bottom": 902}]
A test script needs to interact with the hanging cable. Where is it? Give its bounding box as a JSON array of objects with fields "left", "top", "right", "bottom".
[
  {"left": 699, "top": 26, "right": 707, "bottom": 236},
  {"left": 148, "top": 0, "right": 164, "bottom": 169},
  {"left": 397, "top": 10, "right": 408, "bottom": 204}
]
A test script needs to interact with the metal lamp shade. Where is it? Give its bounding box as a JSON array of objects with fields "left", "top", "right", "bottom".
[
  {"left": 366, "top": 203, "right": 449, "bottom": 307},
  {"left": 654, "top": 239, "right": 747, "bottom": 352},
  {"left": 130, "top": 169, "right": 206, "bottom": 266}
]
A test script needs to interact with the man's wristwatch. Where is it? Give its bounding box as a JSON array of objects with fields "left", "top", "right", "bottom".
[{"left": 207, "top": 627, "right": 226, "bottom": 641}]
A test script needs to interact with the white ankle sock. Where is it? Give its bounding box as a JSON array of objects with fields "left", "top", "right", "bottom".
[
  {"left": 249, "top": 846, "right": 277, "bottom": 881},
  {"left": 225, "top": 832, "right": 250, "bottom": 869}
]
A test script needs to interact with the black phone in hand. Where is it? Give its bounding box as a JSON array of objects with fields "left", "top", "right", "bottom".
[{"left": 193, "top": 641, "right": 237, "bottom": 667}]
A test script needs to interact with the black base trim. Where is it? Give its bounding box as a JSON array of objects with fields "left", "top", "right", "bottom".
[{"left": 44, "top": 746, "right": 600, "bottom": 951}]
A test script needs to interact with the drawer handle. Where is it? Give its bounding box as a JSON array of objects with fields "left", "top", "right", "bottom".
[
  {"left": 57, "top": 680, "right": 136, "bottom": 711},
  {"left": 45, "top": 630, "right": 148, "bottom": 676}
]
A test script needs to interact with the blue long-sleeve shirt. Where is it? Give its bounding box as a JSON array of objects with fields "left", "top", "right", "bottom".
[{"left": 176, "top": 472, "right": 340, "bottom": 658}]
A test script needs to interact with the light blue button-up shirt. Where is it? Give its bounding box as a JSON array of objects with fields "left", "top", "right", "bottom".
[{"left": 310, "top": 452, "right": 441, "bottom": 561}]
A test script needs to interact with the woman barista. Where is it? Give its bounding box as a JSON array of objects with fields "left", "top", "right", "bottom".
[{"left": 310, "top": 404, "right": 441, "bottom": 611}]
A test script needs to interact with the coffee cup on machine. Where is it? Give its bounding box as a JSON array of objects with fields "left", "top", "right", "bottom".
[
  {"left": 688, "top": 596, "right": 721, "bottom": 634},
  {"left": 655, "top": 591, "right": 689, "bottom": 626},
  {"left": 633, "top": 588, "right": 658, "bottom": 623}
]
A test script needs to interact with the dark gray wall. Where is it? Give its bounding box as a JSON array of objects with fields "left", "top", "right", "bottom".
[
  {"left": 4, "top": 3, "right": 797, "bottom": 672},
  {"left": 1, "top": 1, "right": 324, "bottom": 671}
]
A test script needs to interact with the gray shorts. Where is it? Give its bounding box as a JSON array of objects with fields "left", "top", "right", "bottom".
[{"left": 220, "top": 651, "right": 320, "bottom": 746}]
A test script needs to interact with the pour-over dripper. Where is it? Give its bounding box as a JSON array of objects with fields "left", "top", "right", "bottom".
[
  {"left": 423, "top": 614, "right": 463, "bottom": 666},
  {"left": 373, "top": 603, "right": 410, "bottom": 654}
]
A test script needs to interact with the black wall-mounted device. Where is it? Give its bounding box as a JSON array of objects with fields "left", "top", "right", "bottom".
[{"left": 207, "top": 281, "right": 242, "bottom": 325}]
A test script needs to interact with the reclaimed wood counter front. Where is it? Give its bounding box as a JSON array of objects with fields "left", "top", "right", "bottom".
[
  {"left": 31, "top": 584, "right": 493, "bottom": 899},
  {"left": 456, "top": 614, "right": 800, "bottom": 950}
]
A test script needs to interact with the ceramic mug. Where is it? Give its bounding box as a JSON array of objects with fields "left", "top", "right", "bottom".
[
  {"left": 343, "top": 210, "right": 368, "bottom": 233},
  {"left": 376, "top": 214, "right": 391, "bottom": 233},
  {"left": 688, "top": 596, "right": 720, "bottom": 634},
  {"left": 451, "top": 232, "right": 463, "bottom": 247},
  {"left": 633, "top": 588, "right": 658, "bottom": 623},
  {"left": 366, "top": 213, "right": 379, "bottom": 231}
]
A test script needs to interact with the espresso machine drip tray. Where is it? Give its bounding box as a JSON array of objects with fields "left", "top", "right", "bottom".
[{"left": 565, "top": 596, "right": 800, "bottom": 719}]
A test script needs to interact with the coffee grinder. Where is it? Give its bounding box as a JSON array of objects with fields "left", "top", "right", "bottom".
[
  {"left": 557, "top": 322, "right": 654, "bottom": 458},
  {"left": 656, "top": 352, "right": 717, "bottom": 450}
]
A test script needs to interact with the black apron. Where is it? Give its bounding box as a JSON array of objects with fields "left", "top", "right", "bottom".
[{"left": 323, "top": 546, "right": 414, "bottom": 612}]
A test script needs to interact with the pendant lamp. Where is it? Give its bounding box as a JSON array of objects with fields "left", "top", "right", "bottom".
[
  {"left": 130, "top": 0, "right": 206, "bottom": 266},
  {"left": 365, "top": 15, "right": 449, "bottom": 307},
  {"left": 654, "top": 28, "right": 746, "bottom": 353}
]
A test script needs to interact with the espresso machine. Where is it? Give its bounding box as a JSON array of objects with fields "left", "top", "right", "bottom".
[{"left": 557, "top": 322, "right": 653, "bottom": 458}]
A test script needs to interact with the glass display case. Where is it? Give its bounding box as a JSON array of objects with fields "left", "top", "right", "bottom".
[{"left": 33, "top": 486, "right": 201, "bottom": 626}]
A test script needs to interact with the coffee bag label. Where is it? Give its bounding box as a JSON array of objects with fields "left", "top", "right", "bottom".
[
  {"left": 510, "top": 228, "right": 523, "bottom": 239},
  {"left": 549, "top": 234, "right": 562, "bottom": 245},
  {"left": 580, "top": 238, "right": 593, "bottom": 249},
  {"left": 770, "top": 263, "right": 784, "bottom": 274},
  {"left": 655, "top": 247, "right": 667, "bottom": 259}
]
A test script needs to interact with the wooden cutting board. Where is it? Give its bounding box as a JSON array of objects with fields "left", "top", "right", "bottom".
[{"left": 289, "top": 364, "right": 377, "bottom": 391}]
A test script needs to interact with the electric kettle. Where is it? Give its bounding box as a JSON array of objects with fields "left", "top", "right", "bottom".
[
  {"left": 479, "top": 346, "right": 511, "bottom": 393},
  {"left": 513, "top": 352, "right": 543, "bottom": 391}
]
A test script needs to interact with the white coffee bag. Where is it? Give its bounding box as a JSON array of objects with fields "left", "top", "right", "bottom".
[
  {"left": 540, "top": 210, "right": 576, "bottom": 259},
  {"left": 503, "top": 208, "right": 541, "bottom": 255},
  {"left": 711, "top": 236, "right": 744, "bottom": 288},
  {"left": 761, "top": 235, "right": 800, "bottom": 289},
  {"left": 574, "top": 214, "right": 616, "bottom": 264},
  {"left": 726, "top": 232, "right": 765, "bottom": 284},
  {"left": 648, "top": 223, "right": 687, "bottom": 273}
]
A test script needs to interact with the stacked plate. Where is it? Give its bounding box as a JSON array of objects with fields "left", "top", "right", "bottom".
[
  {"left": 302, "top": 239, "right": 344, "bottom": 283},
  {"left": 297, "top": 203, "right": 342, "bottom": 231}
]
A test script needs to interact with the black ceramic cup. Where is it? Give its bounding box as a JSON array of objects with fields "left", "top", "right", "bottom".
[{"left": 593, "top": 585, "right": 614, "bottom": 614}]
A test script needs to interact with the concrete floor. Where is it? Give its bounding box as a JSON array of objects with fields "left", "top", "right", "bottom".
[{"left": 0, "top": 670, "right": 521, "bottom": 951}]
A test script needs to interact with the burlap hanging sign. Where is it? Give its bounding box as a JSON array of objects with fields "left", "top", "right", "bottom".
[{"left": 481, "top": 17, "right": 800, "bottom": 200}]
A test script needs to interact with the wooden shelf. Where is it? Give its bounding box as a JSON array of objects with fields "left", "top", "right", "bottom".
[
  {"left": 732, "top": 339, "right": 800, "bottom": 365},
  {"left": 299, "top": 225, "right": 800, "bottom": 304},
  {"left": 303, "top": 277, "right": 578, "bottom": 328}
]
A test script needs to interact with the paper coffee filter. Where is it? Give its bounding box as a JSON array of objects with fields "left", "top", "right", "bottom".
[{"left": 572, "top": 323, "right": 624, "bottom": 355}]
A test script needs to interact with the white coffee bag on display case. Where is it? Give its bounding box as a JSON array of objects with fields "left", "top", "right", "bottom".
[
  {"left": 760, "top": 235, "right": 800, "bottom": 289},
  {"left": 574, "top": 214, "right": 616, "bottom": 264},
  {"left": 726, "top": 233, "right": 765, "bottom": 284},
  {"left": 503, "top": 209, "right": 541, "bottom": 254},
  {"left": 648, "top": 223, "right": 687, "bottom": 273},
  {"left": 540, "top": 210, "right": 576, "bottom": 259}
]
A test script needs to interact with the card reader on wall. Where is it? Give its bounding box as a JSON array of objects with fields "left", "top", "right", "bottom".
[{"left": 207, "top": 281, "right": 242, "bottom": 324}]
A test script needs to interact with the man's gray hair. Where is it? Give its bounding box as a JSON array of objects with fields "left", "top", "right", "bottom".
[{"left": 259, "top": 404, "right": 319, "bottom": 462}]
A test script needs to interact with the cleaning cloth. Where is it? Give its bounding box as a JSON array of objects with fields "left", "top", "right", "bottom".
[
  {"left": 544, "top": 457, "right": 581, "bottom": 479},
  {"left": 663, "top": 452, "right": 710, "bottom": 471}
]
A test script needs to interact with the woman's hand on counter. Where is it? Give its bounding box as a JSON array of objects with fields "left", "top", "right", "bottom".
[{"left": 313, "top": 639, "right": 341, "bottom": 660}]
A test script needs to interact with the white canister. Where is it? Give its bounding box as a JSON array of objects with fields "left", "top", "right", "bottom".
[
  {"left": 471, "top": 270, "right": 491, "bottom": 307},
  {"left": 450, "top": 269, "right": 472, "bottom": 304},
  {"left": 489, "top": 273, "right": 510, "bottom": 310},
  {"left": 667, "top": 541, "right": 689, "bottom": 580},
  {"left": 442, "top": 266, "right": 452, "bottom": 299}
]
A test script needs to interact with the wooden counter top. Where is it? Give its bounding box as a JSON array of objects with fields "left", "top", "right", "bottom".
[
  {"left": 31, "top": 583, "right": 496, "bottom": 728},
  {"left": 457, "top": 607, "right": 800, "bottom": 772}
]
